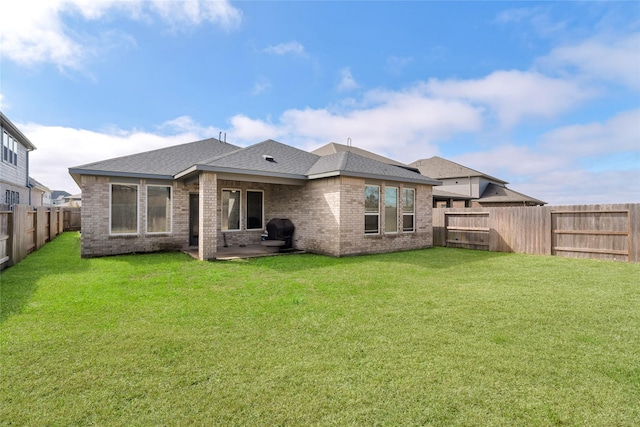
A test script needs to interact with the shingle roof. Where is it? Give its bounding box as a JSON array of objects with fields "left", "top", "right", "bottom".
[
  {"left": 479, "top": 183, "right": 546, "bottom": 205},
  {"left": 202, "top": 139, "right": 320, "bottom": 177},
  {"left": 410, "top": 156, "right": 507, "bottom": 184},
  {"left": 70, "top": 138, "right": 240, "bottom": 178},
  {"left": 307, "top": 151, "right": 440, "bottom": 185},
  {"left": 70, "top": 138, "right": 440, "bottom": 186},
  {"left": 312, "top": 142, "right": 407, "bottom": 167}
]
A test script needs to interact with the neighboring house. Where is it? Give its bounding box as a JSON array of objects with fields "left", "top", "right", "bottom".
[
  {"left": 51, "top": 190, "right": 72, "bottom": 205},
  {"left": 409, "top": 156, "right": 546, "bottom": 207},
  {"left": 0, "top": 111, "right": 37, "bottom": 209},
  {"left": 57, "top": 193, "right": 82, "bottom": 207},
  {"left": 28, "top": 177, "right": 52, "bottom": 206},
  {"left": 69, "top": 138, "right": 440, "bottom": 260}
]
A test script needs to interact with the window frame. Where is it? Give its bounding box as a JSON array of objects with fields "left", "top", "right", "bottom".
[
  {"left": 146, "top": 184, "right": 173, "bottom": 234},
  {"left": 245, "top": 189, "right": 264, "bottom": 231},
  {"left": 384, "top": 186, "right": 399, "bottom": 234},
  {"left": 364, "top": 185, "right": 380, "bottom": 235},
  {"left": 221, "top": 188, "right": 242, "bottom": 232},
  {"left": 402, "top": 187, "right": 416, "bottom": 233},
  {"left": 2, "top": 131, "right": 9, "bottom": 164},
  {"left": 109, "top": 183, "right": 140, "bottom": 236}
]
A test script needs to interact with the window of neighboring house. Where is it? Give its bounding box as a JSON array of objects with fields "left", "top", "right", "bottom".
[
  {"left": 246, "top": 190, "right": 264, "bottom": 230},
  {"left": 364, "top": 185, "right": 380, "bottom": 234},
  {"left": 147, "top": 185, "right": 172, "bottom": 233},
  {"left": 110, "top": 184, "right": 139, "bottom": 234},
  {"left": 385, "top": 187, "right": 398, "bottom": 233},
  {"left": 15, "top": 192, "right": 19, "bottom": 205},
  {"left": 222, "top": 189, "right": 241, "bottom": 231},
  {"left": 402, "top": 188, "right": 415, "bottom": 232},
  {"left": 12, "top": 138, "right": 17, "bottom": 165},
  {"left": 2, "top": 131, "right": 8, "bottom": 163},
  {"left": 5, "top": 190, "right": 9, "bottom": 204}
]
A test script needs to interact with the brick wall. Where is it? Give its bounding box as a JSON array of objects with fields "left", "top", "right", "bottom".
[
  {"left": 80, "top": 174, "right": 434, "bottom": 259},
  {"left": 80, "top": 175, "right": 190, "bottom": 257}
]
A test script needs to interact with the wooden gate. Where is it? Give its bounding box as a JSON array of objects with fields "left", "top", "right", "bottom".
[{"left": 444, "top": 211, "right": 490, "bottom": 250}]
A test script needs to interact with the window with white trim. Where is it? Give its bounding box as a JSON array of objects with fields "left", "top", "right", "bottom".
[
  {"left": 147, "top": 185, "right": 172, "bottom": 233},
  {"left": 222, "top": 189, "right": 241, "bottom": 231},
  {"left": 364, "top": 185, "right": 380, "bottom": 234},
  {"left": 385, "top": 186, "right": 398, "bottom": 233},
  {"left": 246, "top": 190, "right": 264, "bottom": 230},
  {"left": 402, "top": 188, "right": 415, "bottom": 232},
  {"left": 110, "top": 184, "right": 139, "bottom": 234},
  {"left": 2, "top": 131, "right": 9, "bottom": 163}
]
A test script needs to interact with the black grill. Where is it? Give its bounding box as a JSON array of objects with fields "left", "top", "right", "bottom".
[{"left": 265, "top": 218, "right": 295, "bottom": 249}]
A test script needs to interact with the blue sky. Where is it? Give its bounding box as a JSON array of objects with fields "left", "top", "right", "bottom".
[{"left": 1, "top": 1, "right": 638, "bottom": 204}]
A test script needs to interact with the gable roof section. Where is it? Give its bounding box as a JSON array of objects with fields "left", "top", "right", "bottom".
[
  {"left": 478, "top": 183, "right": 546, "bottom": 205},
  {"left": 410, "top": 156, "right": 507, "bottom": 184},
  {"left": 307, "top": 151, "right": 440, "bottom": 185},
  {"left": 312, "top": 142, "right": 408, "bottom": 167},
  {"left": 178, "top": 139, "right": 320, "bottom": 179},
  {"left": 69, "top": 138, "right": 240, "bottom": 183}
]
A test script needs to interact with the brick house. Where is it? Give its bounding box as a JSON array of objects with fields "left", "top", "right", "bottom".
[{"left": 69, "top": 138, "right": 440, "bottom": 260}]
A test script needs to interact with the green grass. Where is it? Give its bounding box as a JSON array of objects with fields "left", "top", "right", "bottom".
[{"left": 1, "top": 232, "right": 639, "bottom": 426}]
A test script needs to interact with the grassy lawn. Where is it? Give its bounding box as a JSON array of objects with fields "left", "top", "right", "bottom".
[{"left": 1, "top": 232, "right": 639, "bottom": 426}]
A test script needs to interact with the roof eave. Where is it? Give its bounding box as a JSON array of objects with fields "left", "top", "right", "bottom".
[
  {"left": 0, "top": 111, "right": 37, "bottom": 151},
  {"left": 308, "top": 170, "right": 441, "bottom": 185},
  {"left": 68, "top": 168, "right": 174, "bottom": 182},
  {"left": 175, "top": 164, "right": 309, "bottom": 182}
]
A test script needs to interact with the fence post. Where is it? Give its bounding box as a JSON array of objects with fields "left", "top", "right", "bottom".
[
  {"left": 10, "top": 205, "right": 29, "bottom": 266},
  {"left": 5, "top": 211, "right": 14, "bottom": 268}
]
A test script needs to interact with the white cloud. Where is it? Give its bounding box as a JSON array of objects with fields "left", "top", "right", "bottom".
[
  {"left": 228, "top": 86, "right": 484, "bottom": 160},
  {"left": 423, "top": 70, "right": 592, "bottom": 128},
  {"left": 539, "top": 109, "right": 640, "bottom": 157},
  {"left": 538, "top": 32, "right": 640, "bottom": 90},
  {"left": 0, "top": 0, "right": 242, "bottom": 70},
  {"left": 518, "top": 169, "right": 640, "bottom": 205},
  {"left": 449, "top": 109, "right": 640, "bottom": 204},
  {"left": 337, "top": 68, "right": 359, "bottom": 92},
  {"left": 263, "top": 41, "right": 306, "bottom": 57}
]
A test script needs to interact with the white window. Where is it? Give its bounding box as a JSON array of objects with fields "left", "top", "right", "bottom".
[
  {"left": 222, "top": 189, "right": 241, "bottom": 231},
  {"left": 385, "top": 187, "right": 398, "bottom": 233},
  {"left": 364, "top": 185, "right": 380, "bottom": 235},
  {"left": 2, "top": 132, "right": 8, "bottom": 163},
  {"left": 12, "top": 138, "right": 17, "bottom": 165},
  {"left": 246, "top": 190, "right": 264, "bottom": 230},
  {"left": 402, "top": 188, "right": 415, "bottom": 232},
  {"left": 110, "top": 184, "right": 139, "bottom": 235},
  {"left": 147, "top": 185, "right": 172, "bottom": 234}
]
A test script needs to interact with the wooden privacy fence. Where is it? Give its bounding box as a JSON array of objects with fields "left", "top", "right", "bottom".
[
  {"left": 0, "top": 205, "right": 70, "bottom": 270},
  {"left": 433, "top": 204, "right": 640, "bottom": 263}
]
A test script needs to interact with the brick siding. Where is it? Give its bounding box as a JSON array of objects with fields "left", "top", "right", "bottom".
[{"left": 80, "top": 174, "right": 434, "bottom": 258}]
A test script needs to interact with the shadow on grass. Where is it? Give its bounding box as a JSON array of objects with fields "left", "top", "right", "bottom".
[
  {"left": 0, "top": 232, "right": 88, "bottom": 324},
  {"left": 224, "top": 246, "right": 511, "bottom": 273}
]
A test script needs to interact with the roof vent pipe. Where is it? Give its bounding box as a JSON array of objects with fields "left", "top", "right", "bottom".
[{"left": 347, "top": 137, "right": 352, "bottom": 151}]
